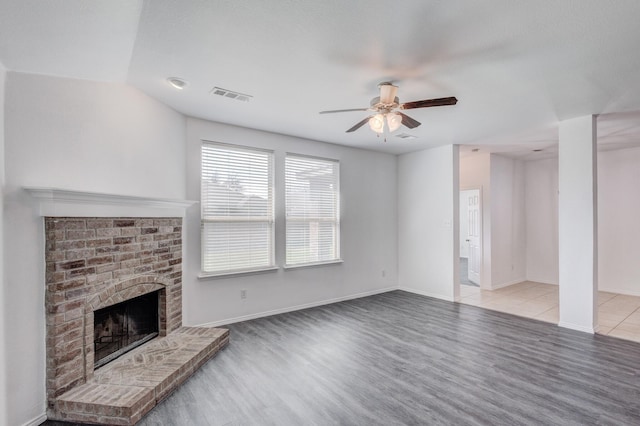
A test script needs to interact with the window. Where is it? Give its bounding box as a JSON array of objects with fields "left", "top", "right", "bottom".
[
  {"left": 201, "top": 142, "right": 274, "bottom": 274},
  {"left": 285, "top": 154, "right": 340, "bottom": 266}
]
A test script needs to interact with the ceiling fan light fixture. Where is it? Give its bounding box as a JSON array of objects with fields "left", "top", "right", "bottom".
[
  {"left": 368, "top": 114, "right": 385, "bottom": 133},
  {"left": 386, "top": 112, "right": 402, "bottom": 132},
  {"left": 368, "top": 112, "right": 402, "bottom": 134}
]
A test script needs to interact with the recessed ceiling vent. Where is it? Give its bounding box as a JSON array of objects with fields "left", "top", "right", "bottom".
[
  {"left": 395, "top": 133, "right": 417, "bottom": 139},
  {"left": 210, "top": 87, "right": 252, "bottom": 102}
]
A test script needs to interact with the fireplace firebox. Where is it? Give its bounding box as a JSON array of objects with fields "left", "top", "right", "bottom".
[{"left": 93, "top": 291, "right": 159, "bottom": 368}]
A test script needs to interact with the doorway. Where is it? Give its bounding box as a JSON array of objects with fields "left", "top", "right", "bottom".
[{"left": 460, "top": 188, "right": 481, "bottom": 287}]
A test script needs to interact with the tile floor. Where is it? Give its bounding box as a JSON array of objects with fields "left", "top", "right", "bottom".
[{"left": 459, "top": 281, "right": 640, "bottom": 343}]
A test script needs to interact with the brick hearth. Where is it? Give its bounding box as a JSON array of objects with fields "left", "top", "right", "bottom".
[
  {"left": 55, "top": 327, "right": 229, "bottom": 425},
  {"left": 44, "top": 217, "right": 229, "bottom": 424}
]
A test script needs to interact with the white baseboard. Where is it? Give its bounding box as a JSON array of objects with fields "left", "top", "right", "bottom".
[
  {"left": 522, "top": 283, "right": 639, "bottom": 297},
  {"left": 558, "top": 321, "right": 595, "bottom": 334},
  {"left": 526, "top": 277, "right": 559, "bottom": 286},
  {"left": 397, "top": 287, "right": 455, "bottom": 302},
  {"left": 490, "top": 277, "right": 527, "bottom": 290},
  {"left": 22, "top": 413, "right": 47, "bottom": 426},
  {"left": 193, "top": 286, "right": 399, "bottom": 328},
  {"left": 522, "top": 282, "right": 638, "bottom": 297},
  {"left": 598, "top": 286, "right": 640, "bottom": 297}
]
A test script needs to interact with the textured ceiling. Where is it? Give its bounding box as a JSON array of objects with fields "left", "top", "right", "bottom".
[
  {"left": 0, "top": 0, "right": 143, "bottom": 82},
  {"left": 2, "top": 0, "right": 640, "bottom": 155}
]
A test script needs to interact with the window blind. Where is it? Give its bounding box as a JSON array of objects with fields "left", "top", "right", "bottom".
[
  {"left": 285, "top": 154, "right": 340, "bottom": 266},
  {"left": 201, "top": 142, "right": 274, "bottom": 274}
]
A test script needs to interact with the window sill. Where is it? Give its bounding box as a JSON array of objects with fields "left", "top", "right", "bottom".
[
  {"left": 198, "top": 266, "right": 279, "bottom": 280},
  {"left": 283, "top": 259, "right": 344, "bottom": 270}
]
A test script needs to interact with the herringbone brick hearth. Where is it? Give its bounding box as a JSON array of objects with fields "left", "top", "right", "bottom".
[{"left": 54, "top": 326, "right": 229, "bottom": 425}]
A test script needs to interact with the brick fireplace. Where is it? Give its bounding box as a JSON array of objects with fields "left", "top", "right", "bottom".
[
  {"left": 45, "top": 217, "right": 184, "bottom": 400},
  {"left": 41, "top": 214, "right": 228, "bottom": 424}
]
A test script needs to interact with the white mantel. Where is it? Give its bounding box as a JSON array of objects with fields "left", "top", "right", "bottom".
[{"left": 24, "top": 187, "right": 197, "bottom": 217}]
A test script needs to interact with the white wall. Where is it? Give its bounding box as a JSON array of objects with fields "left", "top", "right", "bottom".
[
  {"left": 558, "top": 115, "right": 598, "bottom": 333},
  {"left": 460, "top": 153, "right": 491, "bottom": 288},
  {"left": 597, "top": 146, "right": 640, "bottom": 295},
  {"left": 490, "top": 154, "right": 526, "bottom": 288},
  {"left": 398, "top": 145, "right": 459, "bottom": 301},
  {"left": 525, "top": 158, "right": 559, "bottom": 284},
  {"left": 3, "top": 72, "right": 186, "bottom": 426},
  {"left": 0, "top": 62, "right": 7, "bottom": 426},
  {"left": 525, "top": 146, "right": 640, "bottom": 297},
  {"left": 183, "top": 118, "right": 398, "bottom": 326}
]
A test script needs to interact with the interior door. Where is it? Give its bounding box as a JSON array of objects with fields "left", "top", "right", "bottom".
[
  {"left": 459, "top": 191, "right": 470, "bottom": 258},
  {"left": 465, "top": 189, "right": 481, "bottom": 285}
]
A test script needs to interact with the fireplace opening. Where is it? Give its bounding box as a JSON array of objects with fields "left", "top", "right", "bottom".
[{"left": 94, "top": 291, "right": 159, "bottom": 368}]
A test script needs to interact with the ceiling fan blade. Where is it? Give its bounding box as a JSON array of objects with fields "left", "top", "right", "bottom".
[
  {"left": 346, "top": 116, "right": 372, "bottom": 133},
  {"left": 320, "top": 108, "right": 369, "bottom": 114},
  {"left": 400, "top": 97, "right": 458, "bottom": 110},
  {"left": 397, "top": 112, "right": 421, "bottom": 129}
]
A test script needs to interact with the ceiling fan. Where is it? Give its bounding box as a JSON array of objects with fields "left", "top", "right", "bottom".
[{"left": 320, "top": 82, "right": 457, "bottom": 135}]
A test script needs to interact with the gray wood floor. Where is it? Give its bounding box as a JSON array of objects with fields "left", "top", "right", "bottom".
[{"left": 44, "top": 290, "right": 640, "bottom": 425}]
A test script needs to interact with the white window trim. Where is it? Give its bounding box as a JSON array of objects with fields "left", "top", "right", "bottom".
[
  {"left": 283, "top": 259, "right": 344, "bottom": 270},
  {"left": 284, "top": 153, "right": 341, "bottom": 267},
  {"left": 198, "top": 266, "right": 280, "bottom": 280},
  {"left": 200, "top": 141, "right": 275, "bottom": 275}
]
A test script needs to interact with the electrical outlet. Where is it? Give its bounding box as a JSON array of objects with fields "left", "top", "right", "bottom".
[{"left": 240, "top": 289, "right": 247, "bottom": 299}]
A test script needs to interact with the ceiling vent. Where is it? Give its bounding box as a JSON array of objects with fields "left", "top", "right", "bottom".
[
  {"left": 395, "top": 133, "right": 417, "bottom": 140},
  {"left": 210, "top": 87, "right": 252, "bottom": 102}
]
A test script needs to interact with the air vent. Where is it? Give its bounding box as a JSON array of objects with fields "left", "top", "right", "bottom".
[
  {"left": 395, "top": 133, "right": 417, "bottom": 139},
  {"left": 210, "top": 87, "right": 252, "bottom": 102}
]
